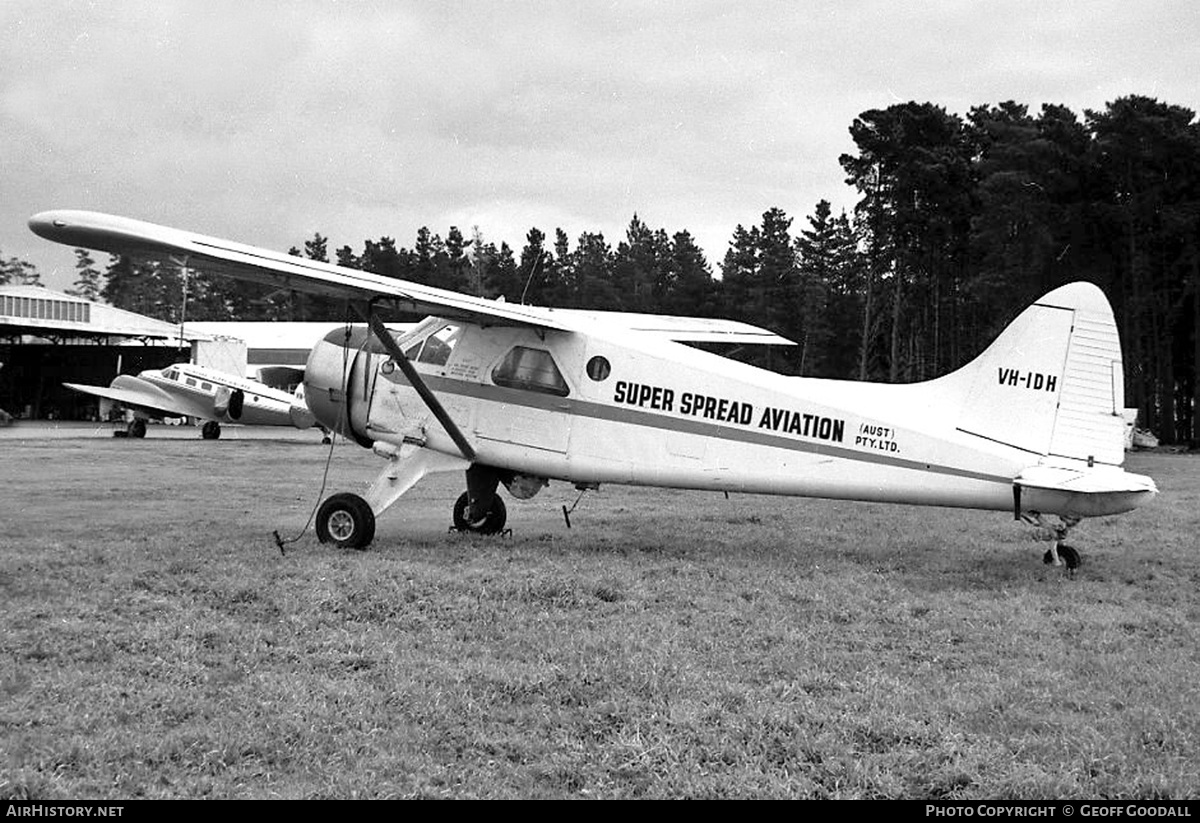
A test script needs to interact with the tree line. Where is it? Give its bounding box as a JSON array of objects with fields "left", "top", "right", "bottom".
[{"left": 6, "top": 95, "right": 1198, "bottom": 444}]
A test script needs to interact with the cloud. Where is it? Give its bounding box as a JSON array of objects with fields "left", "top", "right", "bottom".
[{"left": 3, "top": 1, "right": 1198, "bottom": 288}]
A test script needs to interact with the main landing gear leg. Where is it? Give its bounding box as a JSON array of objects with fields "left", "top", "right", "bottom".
[{"left": 315, "top": 441, "right": 468, "bottom": 550}]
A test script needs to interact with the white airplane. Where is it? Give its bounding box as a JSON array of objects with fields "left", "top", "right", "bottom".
[
  {"left": 64, "top": 360, "right": 317, "bottom": 439},
  {"left": 30, "top": 210, "right": 1157, "bottom": 568}
]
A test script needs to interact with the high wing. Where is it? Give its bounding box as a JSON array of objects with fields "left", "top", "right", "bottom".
[
  {"left": 30, "top": 210, "right": 572, "bottom": 330},
  {"left": 28, "top": 210, "right": 789, "bottom": 344},
  {"left": 64, "top": 375, "right": 213, "bottom": 420}
]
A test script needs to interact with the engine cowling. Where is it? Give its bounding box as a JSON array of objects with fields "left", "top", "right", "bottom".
[
  {"left": 213, "top": 387, "right": 244, "bottom": 421},
  {"left": 303, "top": 326, "right": 385, "bottom": 448}
]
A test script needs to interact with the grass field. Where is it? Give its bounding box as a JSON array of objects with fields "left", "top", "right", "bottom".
[{"left": 1, "top": 432, "right": 1197, "bottom": 799}]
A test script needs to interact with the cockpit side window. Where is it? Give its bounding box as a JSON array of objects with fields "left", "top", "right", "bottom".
[
  {"left": 416, "top": 324, "right": 461, "bottom": 366},
  {"left": 491, "top": 346, "right": 570, "bottom": 396},
  {"left": 321, "top": 324, "right": 424, "bottom": 356}
]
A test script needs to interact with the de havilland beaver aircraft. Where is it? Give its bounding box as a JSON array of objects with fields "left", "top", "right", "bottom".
[
  {"left": 30, "top": 210, "right": 1157, "bottom": 567},
  {"left": 64, "top": 360, "right": 318, "bottom": 439}
]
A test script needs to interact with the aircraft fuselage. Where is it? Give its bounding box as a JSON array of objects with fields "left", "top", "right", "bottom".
[
  {"left": 134, "top": 364, "right": 306, "bottom": 426},
  {"left": 304, "top": 317, "right": 1153, "bottom": 519}
]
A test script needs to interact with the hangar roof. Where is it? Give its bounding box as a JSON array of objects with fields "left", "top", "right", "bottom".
[
  {"left": 185, "top": 321, "right": 414, "bottom": 368},
  {"left": 184, "top": 321, "right": 352, "bottom": 350},
  {"left": 0, "top": 285, "right": 209, "bottom": 342}
]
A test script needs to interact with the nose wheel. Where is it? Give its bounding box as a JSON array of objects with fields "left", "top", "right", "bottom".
[{"left": 316, "top": 492, "right": 376, "bottom": 549}]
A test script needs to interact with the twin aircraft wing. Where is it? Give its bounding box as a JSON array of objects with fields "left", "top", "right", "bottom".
[{"left": 64, "top": 374, "right": 201, "bottom": 420}]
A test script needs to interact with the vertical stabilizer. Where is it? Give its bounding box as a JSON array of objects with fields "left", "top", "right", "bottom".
[{"left": 954, "top": 282, "right": 1126, "bottom": 466}]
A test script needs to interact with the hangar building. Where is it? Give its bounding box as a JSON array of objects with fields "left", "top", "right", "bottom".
[{"left": 0, "top": 285, "right": 213, "bottom": 421}]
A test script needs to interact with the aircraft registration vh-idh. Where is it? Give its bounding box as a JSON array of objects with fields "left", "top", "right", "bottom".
[
  {"left": 30, "top": 210, "right": 1157, "bottom": 569},
  {"left": 64, "top": 360, "right": 318, "bottom": 439}
]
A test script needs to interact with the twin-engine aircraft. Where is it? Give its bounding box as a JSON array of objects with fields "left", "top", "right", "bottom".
[
  {"left": 31, "top": 210, "right": 1157, "bottom": 567},
  {"left": 65, "top": 360, "right": 317, "bottom": 439}
]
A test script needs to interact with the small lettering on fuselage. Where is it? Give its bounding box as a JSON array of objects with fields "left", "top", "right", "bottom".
[
  {"left": 855, "top": 422, "right": 900, "bottom": 453},
  {"left": 612, "top": 380, "right": 843, "bottom": 443},
  {"left": 997, "top": 367, "right": 1058, "bottom": 393}
]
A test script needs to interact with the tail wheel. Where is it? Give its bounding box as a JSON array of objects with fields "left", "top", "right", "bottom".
[
  {"left": 1043, "top": 545, "right": 1082, "bottom": 570},
  {"left": 316, "top": 492, "right": 376, "bottom": 550},
  {"left": 452, "top": 491, "right": 507, "bottom": 535},
  {"left": 201, "top": 421, "right": 221, "bottom": 440}
]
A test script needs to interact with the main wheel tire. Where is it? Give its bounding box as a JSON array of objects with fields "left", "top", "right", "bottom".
[
  {"left": 452, "top": 491, "right": 507, "bottom": 535},
  {"left": 201, "top": 421, "right": 221, "bottom": 440},
  {"left": 316, "top": 492, "right": 376, "bottom": 550},
  {"left": 129, "top": 419, "right": 147, "bottom": 438}
]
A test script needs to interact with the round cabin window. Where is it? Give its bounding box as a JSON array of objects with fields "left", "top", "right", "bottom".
[{"left": 586, "top": 356, "right": 611, "bottom": 382}]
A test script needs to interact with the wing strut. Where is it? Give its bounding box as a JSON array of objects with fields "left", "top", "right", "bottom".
[{"left": 364, "top": 312, "right": 478, "bottom": 462}]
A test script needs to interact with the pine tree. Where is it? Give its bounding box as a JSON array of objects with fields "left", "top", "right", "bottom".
[
  {"left": 612, "top": 214, "right": 665, "bottom": 313},
  {"left": 0, "top": 254, "right": 41, "bottom": 286},
  {"left": 66, "top": 249, "right": 104, "bottom": 301},
  {"left": 719, "top": 224, "right": 759, "bottom": 323},
  {"left": 516, "top": 227, "right": 550, "bottom": 304},
  {"left": 665, "top": 230, "right": 715, "bottom": 317},
  {"left": 572, "top": 232, "right": 617, "bottom": 310}
]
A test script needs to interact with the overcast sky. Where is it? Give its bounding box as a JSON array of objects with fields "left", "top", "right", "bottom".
[{"left": 3, "top": 1, "right": 1198, "bottom": 292}]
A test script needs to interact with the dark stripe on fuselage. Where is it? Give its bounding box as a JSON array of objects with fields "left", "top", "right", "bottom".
[
  {"left": 147, "top": 374, "right": 289, "bottom": 404},
  {"left": 392, "top": 372, "right": 1011, "bottom": 485}
]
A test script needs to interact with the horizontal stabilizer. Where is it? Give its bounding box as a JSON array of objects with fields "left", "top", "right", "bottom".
[
  {"left": 1015, "top": 465, "right": 1156, "bottom": 496},
  {"left": 1015, "top": 464, "right": 1157, "bottom": 517}
]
